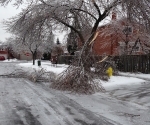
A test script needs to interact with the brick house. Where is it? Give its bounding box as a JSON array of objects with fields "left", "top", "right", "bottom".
[
  {"left": 18, "top": 51, "right": 32, "bottom": 60},
  {"left": 0, "top": 45, "right": 8, "bottom": 60},
  {"left": 92, "top": 19, "right": 149, "bottom": 55},
  {"left": 85, "top": 13, "right": 150, "bottom": 56},
  {"left": 0, "top": 51, "right": 7, "bottom": 60},
  {"left": 0, "top": 44, "right": 17, "bottom": 60}
]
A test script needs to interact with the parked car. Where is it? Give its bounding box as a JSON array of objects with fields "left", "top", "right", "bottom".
[{"left": 0, "top": 56, "right": 5, "bottom": 61}]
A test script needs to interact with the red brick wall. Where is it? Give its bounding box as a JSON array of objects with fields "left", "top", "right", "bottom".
[{"left": 92, "top": 27, "right": 119, "bottom": 56}]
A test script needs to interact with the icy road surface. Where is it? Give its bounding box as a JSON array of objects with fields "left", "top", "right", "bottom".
[
  {"left": 0, "top": 62, "right": 150, "bottom": 125},
  {"left": 1, "top": 78, "right": 121, "bottom": 125}
]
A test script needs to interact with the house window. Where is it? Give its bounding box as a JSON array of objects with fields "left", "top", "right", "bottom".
[
  {"left": 123, "top": 26, "right": 133, "bottom": 35},
  {"left": 120, "top": 46, "right": 125, "bottom": 50},
  {"left": 129, "top": 42, "right": 140, "bottom": 51},
  {"left": 133, "top": 46, "right": 140, "bottom": 51},
  {"left": 118, "top": 42, "right": 125, "bottom": 54},
  {"left": 119, "top": 41, "right": 141, "bottom": 55}
]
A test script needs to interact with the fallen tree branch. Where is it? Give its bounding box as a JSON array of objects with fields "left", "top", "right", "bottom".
[{"left": 0, "top": 68, "right": 56, "bottom": 83}]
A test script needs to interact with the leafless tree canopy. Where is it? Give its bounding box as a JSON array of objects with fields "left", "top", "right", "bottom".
[
  {"left": 121, "top": 0, "right": 150, "bottom": 32},
  {"left": 1, "top": 0, "right": 150, "bottom": 44}
]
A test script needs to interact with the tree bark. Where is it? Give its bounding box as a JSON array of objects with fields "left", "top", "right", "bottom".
[{"left": 32, "top": 51, "right": 37, "bottom": 65}]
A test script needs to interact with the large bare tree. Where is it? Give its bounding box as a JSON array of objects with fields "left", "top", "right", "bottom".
[{"left": 1, "top": 0, "right": 150, "bottom": 93}]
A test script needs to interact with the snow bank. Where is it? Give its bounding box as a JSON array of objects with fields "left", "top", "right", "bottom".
[
  {"left": 18, "top": 60, "right": 68, "bottom": 74},
  {"left": 101, "top": 76, "right": 145, "bottom": 88}
]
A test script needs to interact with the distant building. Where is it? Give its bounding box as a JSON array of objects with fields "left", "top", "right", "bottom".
[
  {"left": 0, "top": 45, "right": 7, "bottom": 60},
  {"left": 18, "top": 51, "right": 32, "bottom": 60},
  {"left": 78, "top": 12, "right": 150, "bottom": 56}
]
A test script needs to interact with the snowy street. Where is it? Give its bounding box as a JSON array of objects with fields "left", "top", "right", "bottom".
[
  {"left": 0, "top": 62, "right": 150, "bottom": 125},
  {"left": 1, "top": 78, "right": 118, "bottom": 125}
]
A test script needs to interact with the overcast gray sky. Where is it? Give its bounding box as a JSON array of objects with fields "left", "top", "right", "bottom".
[
  {"left": 0, "top": 4, "right": 66, "bottom": 43},
  {"left": 0, "top": 4, "right": 22, "bottom": 42}
]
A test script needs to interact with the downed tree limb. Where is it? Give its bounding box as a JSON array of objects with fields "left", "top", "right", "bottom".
[
  {"left": 97, "top": 56, "right": 108, "bottom": 63},
  {"left": 50, "top": 62, "right": 106, "bottom": 94},
  {"left": 89, "top": 31, "right": 99, "bottom": 45},
  {"left": 0, "top": 68, "right": 56, "bottom": 83}
]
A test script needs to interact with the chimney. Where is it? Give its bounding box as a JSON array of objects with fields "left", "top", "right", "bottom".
[{"left": 112, "top": 11, "right": 117, "bottom": 20}]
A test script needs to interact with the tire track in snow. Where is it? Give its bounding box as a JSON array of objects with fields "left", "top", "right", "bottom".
[{"left": 24, "top": 80, "right": 122, "bottom": 125}]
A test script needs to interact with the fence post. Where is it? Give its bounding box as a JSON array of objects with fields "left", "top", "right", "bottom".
[{"left": 148, "top": 55, "right": 150, "bottom": 73}]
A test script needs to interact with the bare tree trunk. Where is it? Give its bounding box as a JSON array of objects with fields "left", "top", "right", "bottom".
[
  {"left": 32, "top": 51, "right": 37, "bottom": 65},
  {"left": 80, "top": 38, "right": 94, "bottom": 71}
]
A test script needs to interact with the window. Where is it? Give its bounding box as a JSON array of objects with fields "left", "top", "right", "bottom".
[
  {"left": 118, "top": 42, "right": 125, "bottom": 55},
  {"left": 120, "top": 46, "right": 125, "bottom": 50},
  {"left": 128, "top": 42, "right": 140, "bottom": 53},
  {"left": 133, "top": 46, "right": 140, "bottom": 51},
  {"left": 123, "top": 26, "right": 133, "bottom": 35}
]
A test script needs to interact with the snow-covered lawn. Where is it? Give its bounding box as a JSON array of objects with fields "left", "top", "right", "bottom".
[
  {"left": 119, "top": 72, "right": 150, "bottom": 80},
  {"left": 15, "top": 59, "right": 149, "bottom": 88},
  {"left": 18, "top": 60, "right": 68, "bottom": 74},
  {"left": 100, "top": 76, "right": 145, "bottom": 88}
]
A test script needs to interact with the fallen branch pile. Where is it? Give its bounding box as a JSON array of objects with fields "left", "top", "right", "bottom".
[
  {"left": 50, "top": 64, "right": 105, "bottom": 94},
  {"left": 0, "top": 69, "right": 28, "bottom": 78},
  {"left": 50, "top": 55, "right": 118, "bottom": 94},
  {"left": 0, "top": 68, "right": 56, "bottom": 83}
]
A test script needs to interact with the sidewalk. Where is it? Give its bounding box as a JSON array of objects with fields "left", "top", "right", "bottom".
[{"left": 119, "top": 72, "right": 150, "bottom": 81}]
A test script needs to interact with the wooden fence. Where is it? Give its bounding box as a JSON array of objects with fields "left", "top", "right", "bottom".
[
  {"left": 114, "top": 55, "right": 150, "bottom": 73},
  {"left": 57, "top": 55, "right": 150, "bottom": 73}
]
